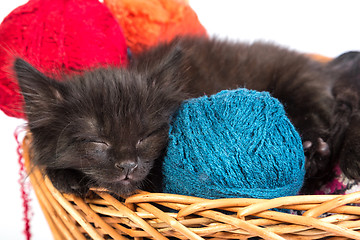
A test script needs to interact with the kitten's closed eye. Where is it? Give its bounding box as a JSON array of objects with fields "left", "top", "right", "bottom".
[
  {"left": 136, "top": 127, "right": 167, "bottom": 148},
  {"left": 135, "top": 127, "right": 169, "bottom": 162},
  {"left": 75, "top": 136, "right": 110, "bottom": 146},
  {"left": 77, "top": 138, "right": 110, "bottom": 158},
  {"left": 81, "top": 139, "right": 110, "bottom": 146}
]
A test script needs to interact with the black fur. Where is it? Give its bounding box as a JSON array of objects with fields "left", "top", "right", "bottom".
[
  {"left": 327, "top": 51, "right": 360, "bottom": 182},
  {"left": 15, "top": 56, "right": 186, "bottom": 196},
  {"left": 14, "top": 36, "right": 360, "bottom": 196}
]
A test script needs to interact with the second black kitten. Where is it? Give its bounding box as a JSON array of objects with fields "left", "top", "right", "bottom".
[
  {"left": 326, "top": 51, "right": 360, "bottom": 181},
  {"left": 15, "top": 36, "right": 341, "bottom": 196}
]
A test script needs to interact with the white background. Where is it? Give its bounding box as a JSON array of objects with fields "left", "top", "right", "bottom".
[{"left": 1, "top": 0, "right": 360, "bottom": 239}]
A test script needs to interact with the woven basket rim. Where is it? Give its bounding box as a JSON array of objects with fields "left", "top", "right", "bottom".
[{"left": 22, "top": 133, "right": 360, "bottom": 240}]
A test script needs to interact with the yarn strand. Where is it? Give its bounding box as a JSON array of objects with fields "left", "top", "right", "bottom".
[{"left": 15, "top": 126, "right": 32, "bottom": 240}]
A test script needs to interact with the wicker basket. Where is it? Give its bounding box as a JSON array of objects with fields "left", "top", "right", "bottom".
[{"left": 22, "top": 134, "right": 360, "bottom": 240}]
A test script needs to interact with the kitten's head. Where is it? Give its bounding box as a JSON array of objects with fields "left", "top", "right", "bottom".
[{"left": 14, "top": 54, "right": 186, "bottom": 196}]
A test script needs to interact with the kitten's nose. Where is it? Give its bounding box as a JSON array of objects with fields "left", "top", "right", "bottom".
[{"left": 115, "top": 160, "right": 138, "bottom": 173}]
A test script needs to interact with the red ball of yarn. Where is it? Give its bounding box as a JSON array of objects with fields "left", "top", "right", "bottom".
[
  {"left": 104, "top": 0, "right": 207, "bottom": 54},
  {"left": 0, "top": 0, "right": 128, "bottom": 119}
]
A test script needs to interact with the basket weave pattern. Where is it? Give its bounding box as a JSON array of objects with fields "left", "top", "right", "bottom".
[{"left": 23, "top": 135, "right": 360, "bottom": 240}]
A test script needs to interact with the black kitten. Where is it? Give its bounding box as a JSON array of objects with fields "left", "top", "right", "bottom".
[
  {"left": 16, "top": 36, "right": 338, "bottom": 196},
  {"left": 15, "top": 55, "right": 186, "bottom": 196},
  {"left": 326, "top": 51, "right": 360, "bottom": 181}
]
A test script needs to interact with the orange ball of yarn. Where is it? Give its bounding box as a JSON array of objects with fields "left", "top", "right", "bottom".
[{"left": 104, "top": 0, "right": 207, "bottom": 54}]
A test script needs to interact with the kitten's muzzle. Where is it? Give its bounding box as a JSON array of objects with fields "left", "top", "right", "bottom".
[{"left": 115, "top": 160, "right": 138, "bottom": 176}]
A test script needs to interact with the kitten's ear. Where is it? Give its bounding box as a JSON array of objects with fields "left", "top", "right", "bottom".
[
  {"left": 149, "top": 45, "right": 185, "bottom": 88},
  {"left": 157, "top": 45, "right": 183, "bottom": 73},
  {"left": 14, "top": 58, "right": 65, "bottom": 110},
  {"left": 328, "top": 51, "right": 360, "bottom": 73}
]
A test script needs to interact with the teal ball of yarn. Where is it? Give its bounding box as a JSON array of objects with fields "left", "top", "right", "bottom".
[{"left": 162, "top": 88, "right": 305, "bottom": 199}]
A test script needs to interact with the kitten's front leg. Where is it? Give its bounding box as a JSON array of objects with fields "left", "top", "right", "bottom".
[
  {"left": 338, "top": 114, "right": 360, "bottom": 180},
  {"left": 292, "top": 110, "right": 334, "bottom": 193},
  {"left": 45, "top": 168, "right": 90, "bottom": 197}
]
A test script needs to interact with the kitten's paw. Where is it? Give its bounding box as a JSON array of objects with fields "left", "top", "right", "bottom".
[
  {"left": 46, "top": 168, "right": 90, "bottom": 197},
  {"left": 303, "top": 138, "right": 330, "bottom": 159},
  {"left": 302, "top": 137, "right": 334, "bottom": 193},
  {"left": 303, "top": 137, "right": 331, "bottom": 178}
]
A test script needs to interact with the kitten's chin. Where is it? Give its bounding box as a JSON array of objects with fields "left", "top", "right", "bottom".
[{"left": 102, "top": 179, "right": 141, "bottom": 197}]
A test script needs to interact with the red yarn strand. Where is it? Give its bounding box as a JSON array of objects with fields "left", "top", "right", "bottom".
[{"left": 14, "top": 127, "right": 32, "bottom": 240}]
